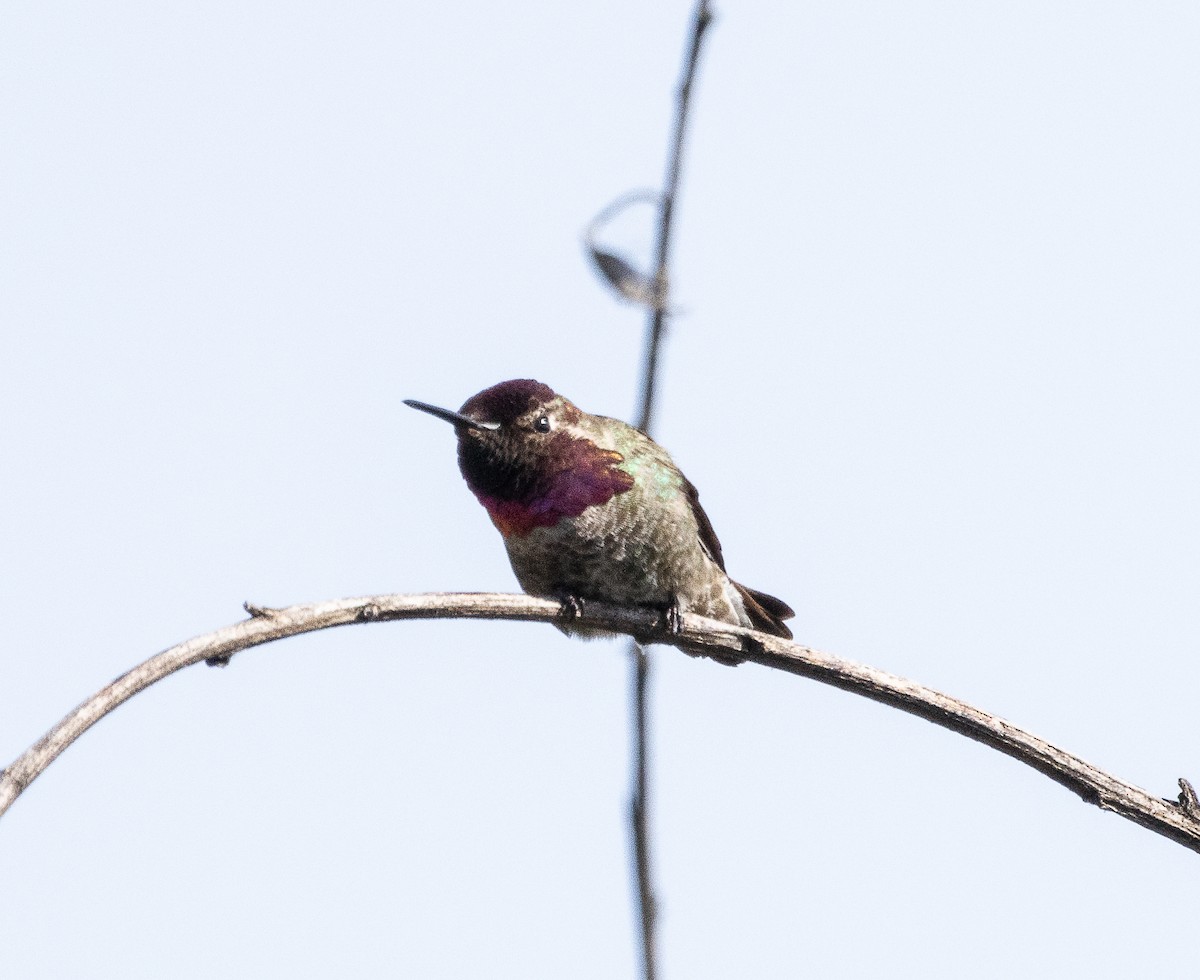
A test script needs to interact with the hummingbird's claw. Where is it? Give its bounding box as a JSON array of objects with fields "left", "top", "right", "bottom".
[
  {"left": 555, "top": 592, "right": 584, "bottom": 623},
  {"left": 664, "top": 597, "right": 684, "bottom": 635}
]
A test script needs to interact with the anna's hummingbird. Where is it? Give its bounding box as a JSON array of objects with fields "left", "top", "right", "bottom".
[{"left": 405, "top": 379, "right": 794, "bottom": 648}]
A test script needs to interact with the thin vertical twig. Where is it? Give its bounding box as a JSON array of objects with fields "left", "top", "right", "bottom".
[
  {"left": 627, "top": 4, "right": 715, "bottom": 979},
  {"left": 634, "top": 0, "right": 715, "bottom": 436},
  {"left": 630, "top": 641, "right": 655, "bottom": 977}
]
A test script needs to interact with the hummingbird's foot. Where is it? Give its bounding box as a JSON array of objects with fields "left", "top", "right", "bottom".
[
  {"left": 664, "top": 596, "right": 684, "bottom": 635},
  {"left": 555, "top": 591, "right": 585, "bottom": 623}
]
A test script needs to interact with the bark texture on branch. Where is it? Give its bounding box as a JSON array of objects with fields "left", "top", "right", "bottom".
[{"left": 1, "top": 591, "right": 1198, "bottom": 855}]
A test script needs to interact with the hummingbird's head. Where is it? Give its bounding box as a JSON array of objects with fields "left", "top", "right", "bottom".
[{"left": 405, "top": 379, "right": 634, "bottom": 537}]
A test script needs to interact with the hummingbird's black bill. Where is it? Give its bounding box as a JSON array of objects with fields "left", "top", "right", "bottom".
[{"left": 404, "top": 398, "right": 499, "bottom": 431}]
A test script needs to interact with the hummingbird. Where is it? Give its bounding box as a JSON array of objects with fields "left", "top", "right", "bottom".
[{"left": 404, "top": 379, "right": 794, "bottom": 652}]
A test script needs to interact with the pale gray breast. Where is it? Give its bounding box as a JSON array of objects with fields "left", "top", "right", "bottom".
[
  {"left": 504, "top": 482, "right": 745, "bottom": 625},
  {"left": 504, "top": 418, "right": 749, "bottom": 625}
]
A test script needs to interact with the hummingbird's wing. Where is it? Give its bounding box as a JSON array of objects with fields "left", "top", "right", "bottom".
[
  {"left": 682, "top": 476, "right": 727, "bottom": 571},
  {"left": 685, "top": 475, "right": 795, "bottom": 639}
]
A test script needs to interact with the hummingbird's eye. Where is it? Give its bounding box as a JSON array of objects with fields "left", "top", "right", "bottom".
[{"left": 534, "top": 415, "right": 551, "bottom": 433}]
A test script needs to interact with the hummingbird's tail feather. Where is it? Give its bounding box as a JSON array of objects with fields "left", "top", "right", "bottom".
[{"left": 734, "top": 583, "right": 795, "bottom": 640}]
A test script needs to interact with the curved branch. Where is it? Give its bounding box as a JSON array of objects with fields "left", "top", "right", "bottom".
[{"left": 2, "top": 591, "right": 1198, "bottom": 854}]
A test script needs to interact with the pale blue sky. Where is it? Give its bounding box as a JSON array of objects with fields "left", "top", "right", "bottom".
[{"left": 3, "top": 2, "right": 1200, "bottom": 977}]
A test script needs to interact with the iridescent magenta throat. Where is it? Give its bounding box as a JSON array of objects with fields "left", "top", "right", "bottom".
[{"left": 474, "top": 455, "right": 634, "bottom": 537}]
